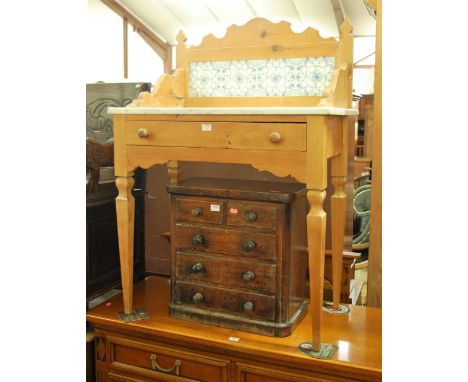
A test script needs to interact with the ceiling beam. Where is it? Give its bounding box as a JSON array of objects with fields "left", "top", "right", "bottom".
[
  {"left": 330, "top": 0, "right": 345, "bottom": 31},
  {"left": 101, "top": 0, "right": 172, "bottom": 62}
]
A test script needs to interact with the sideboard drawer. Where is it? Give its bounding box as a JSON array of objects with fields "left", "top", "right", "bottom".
[
  {"left": 175, "top": 252, "right": 276, "bottom": 294},
  {"left": 226, "top": 202, "right": 278, "bottom": 230},
  {"left": 125, "top": 121, "right": 227, "bottom": 148},
  {"left": 110, "top": 338, "right": 230, "bottom": 382},
  {"left": 175, "top": 225, "right": 277, "bottom": 261},
  {"left": 236, "top": 363, "right": 349, "bottom": 382},
  {"left": 174, "top": 281, "right": 276, "bottom": 320},
  {"left": 175, "top": 198, "right": 224, "bottom": 225}
]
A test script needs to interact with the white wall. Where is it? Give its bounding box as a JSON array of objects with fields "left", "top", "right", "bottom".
[{"left": 87, "top": 0, "right": 164, "bottom": 84}]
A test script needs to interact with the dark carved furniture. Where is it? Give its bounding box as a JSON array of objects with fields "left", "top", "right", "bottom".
[{"left": 167, "top": 178, "right": 308, "bottom": 336}]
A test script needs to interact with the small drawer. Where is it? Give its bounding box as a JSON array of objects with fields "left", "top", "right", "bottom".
[
  {"left": 175, "top": 198, "right": 224, "bottom": 225},
  {"left": 125, "top": 121, "right": 227, "bottom": 148},
  {"left": 174, "top": 281, "right": 276, "bottom": 320},
  {"left": 175, "top": 225, "right": 277, "bottom": 260},
  {"left": 226, "top": 122, "right": 306, "bottom": 151},
  {"left": 175, "top": 252, "right": 276, "bottom": 294},
  {"left": 110, "top": 338, "right": 229, "bottom": 382},
  {"left": 226, "top": 202, "right": 278, "bottom": 230}
]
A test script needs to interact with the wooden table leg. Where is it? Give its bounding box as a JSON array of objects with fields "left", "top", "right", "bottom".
[
  {"left": 115, "top": 175, "right": 135, "bottom": 315},
  {"left": 331, "top": 176, "right": 346, "bottom": 307},
  {"left": 307, "top": 189, "right": 327, "bottom": 351},
  {"left": 331, "top": 117, "right": 349, "bottom": 308},
  {"left": 167, "top": 160, "right": 181, "bottom": 185}
]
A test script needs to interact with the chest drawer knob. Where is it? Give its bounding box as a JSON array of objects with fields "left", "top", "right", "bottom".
[
  {"left": 269, "top": 132, "right": 281, "bottom": 143},
  {"left": 245, "top": 211, "right": 257, "bottom": 223},
  {"left": 191, "top": 262, "right": 204, "bottom": 273},
  {"left": 243, "top": 239, "right": 257, "bottom": 252},
  {"left": 137, "top": 128, "right": 149, "bottom": 138},
  {"left": 243, "top": 271, "right": 255, "bottom": 281},
  {"left": 243, "top": 301, "right": 254, "bottom": 312},
  {"left": 192, "top": 292, "right": 204, "bottom": 303},
  {"left": 192, "top": 234, "right": 204, "bottom": 245},
  {"left": 191, "top": 207, "right": 203, "bottom": 216}
]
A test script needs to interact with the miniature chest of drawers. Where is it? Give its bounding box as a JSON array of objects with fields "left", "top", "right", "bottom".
[{"left": 167, "top": 177, "right": 308, "bottom": 337}]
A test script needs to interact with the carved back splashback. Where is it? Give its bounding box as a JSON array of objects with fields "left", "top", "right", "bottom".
[{"left": 176, "top": 17, "right": 353, "bottom": 108}]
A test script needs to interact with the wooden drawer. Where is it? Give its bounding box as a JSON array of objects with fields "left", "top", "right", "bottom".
[
  {"left": 175, "top": 225, "right": 276, "bottom": 261},
  {"left": 175, "top": 252, "right": 276, "bottom": 294},
  {"left": 236, "top": 363, "right": 349, "bottom": 382},
  {"left": 174, "top": 281, "right": 276, "bottom": 320},
  {"left": 125, "top": 121, "right": 305, "bottom": 152},
  {"left": 175, "top": 198, "right": 224, "bottom": 225},
  {"left": 109, "top": 337, "right": 229, "bottom": 382},
  {"left": 226, "top": 122, "right": 306, "bottom": 151},
  {"left": 125, "top": 121, "right": 227, "bottom": 148},
  {"left": 226, "top": 202, "right": 278, "bottom": 230}
]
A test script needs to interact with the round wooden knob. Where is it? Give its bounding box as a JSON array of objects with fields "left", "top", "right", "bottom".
[
  {"left": 191, "top": 208, "right": 202, "bottom": 217},
  {"left": 243, "top": 240, "right": 256, "bottom": 252},
  {"left": 138, "top": 128, "right": 149, "bottom": 138},
  {"left": 245, "top": 211, "right": 257, "bottom": 223},
  {"left": 243, "top": 271, "right": 255, "bottom": 281},
  {"left": 193, "top": 292, "right": 204, "bottom": 303},
  {"left": 192, "top": 234, "right": 204, "bottom": 245},
  {"left": 243, "top": 301, "right": 254, "bottom": 312},
  {"left": 269, "top": 132, "right": 281, "bottom": 143},
  {"left": 191, "top": 263, "right": 204, "bottom": 273}
]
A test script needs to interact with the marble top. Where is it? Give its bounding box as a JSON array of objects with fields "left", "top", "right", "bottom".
[{"left": 107, "top": 106, "right": 358, "bottom": 116}]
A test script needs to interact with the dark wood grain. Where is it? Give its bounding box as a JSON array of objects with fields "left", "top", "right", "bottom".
[
  {"left": 226, "top": 201, "right": 278, "bottom": 230},
  {"left": 175, "top": 252, "right": 276, "bottom": 294},
  {"left": 167, "top": 177, "right": 306, "bottom": 203},
  {"left": 168, "top": 178, "right": 309, "bottom": 337},
  {"left": 174, "top": 225, "right": 277, "bottom": 261},
  {"left": 175, "top": 198, "right": 225, "bottom": 225}
]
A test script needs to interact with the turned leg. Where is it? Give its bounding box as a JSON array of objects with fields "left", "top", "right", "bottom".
[
  {"left": 115, "top": 175, "right": 135, "bottom": 314},
  {"left": 307, "top": 189, "right": 327, "bottom": 351},
  {"left": 167, "top": 160, "right": 181, "bottom": 185},
  {"left": 331, "top": 117, "right": 349, "bottom": 308},
  {"left": 331, "top": 176, "right": 347, "bottom": 307}
]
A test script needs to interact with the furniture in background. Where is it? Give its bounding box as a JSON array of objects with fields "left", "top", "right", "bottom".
[
  {"left": 167, "top": 178, "right": 308, "bottom": 336},
  {"left": 324, "top": 250, "right": 360, "bottom": 304},
  {"left": 87, "top": 276, "right": 382, "bottom": 382},
  {"left": 109, "top": 18, "right": 357, "bottom": 352},
  {"left": 86, "top": 83, "right": 149, "bottom": 303},
  {"left": 355, "top": 94, "right": 374, "bottom": 158}
]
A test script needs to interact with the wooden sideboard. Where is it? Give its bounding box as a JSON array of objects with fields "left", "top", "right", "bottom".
[{"left": 87, "top": 276, "right": 382, "bottom": 382}]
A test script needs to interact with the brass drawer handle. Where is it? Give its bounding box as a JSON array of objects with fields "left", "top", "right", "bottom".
[
  {"left": 192, "top": 234, "right": 204, "bottom": 245},
  {"left": 269, "top": 132, "right": 281, "bottom": 143},
  {"left": 243, "top": 301, "right": 254, "bottom": 312},
  {"left": 191, "top": 263, "right": 204, "bottom": 273},
  {"left": 193, "top": 292, "right": 204, "bottom": 303},
  {"left": 138, "top": 128, "right": 149, "bottom": 138},
  {"left": 243, "top": 271, "right": 255, "bottom": 281},
  {"left": 150, "top": 354, "right": 181, "bottom": 376},
  {"left": 243, "top": 239, "right": 257, "bottom": 252},
  {"left": 245, "top": 211, "right": 257, "bottom": 223},
  {"left": 191, "top": 207, "right": 202, "bottom": 217}
]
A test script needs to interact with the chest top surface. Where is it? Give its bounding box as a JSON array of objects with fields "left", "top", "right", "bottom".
[{"left": 166, "top": 177, "right": 306, "bottom": 203}]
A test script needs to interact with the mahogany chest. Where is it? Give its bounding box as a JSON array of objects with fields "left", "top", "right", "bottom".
[{"left": 167, "top": 178, "right": 308, "bottom": 336}]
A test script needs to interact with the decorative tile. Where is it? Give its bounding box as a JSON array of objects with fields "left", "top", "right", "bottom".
[{"left": 189, "top": 57, "right": 335, "bottom": 97}]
